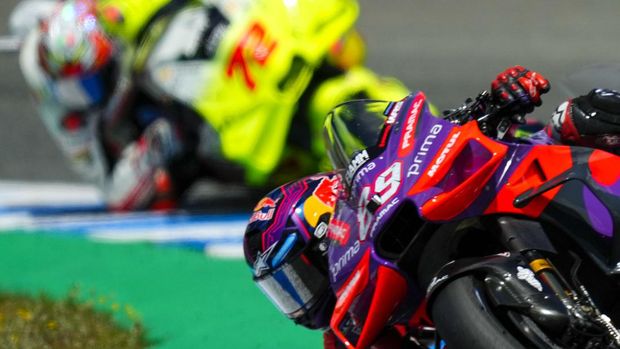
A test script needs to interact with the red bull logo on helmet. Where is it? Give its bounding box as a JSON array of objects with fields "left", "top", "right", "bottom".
[
  {"left": 303, "top": 175, "right": 340, "bottom": 228},
  {"left": 249, "top": 197, "right": 280, "bottom": 223}
]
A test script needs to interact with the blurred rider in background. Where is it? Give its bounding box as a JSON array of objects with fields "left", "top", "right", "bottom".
[
  {"left": 19, "top": 0, "right": 408, "bottom": 210},
  {"left": 242, "top": 65, "right": 620, "bottom": 349}
]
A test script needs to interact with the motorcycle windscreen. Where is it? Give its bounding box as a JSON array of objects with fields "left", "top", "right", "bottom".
[
  {"left": 324, "top": 100, "right": 391, "bottom": 172},
  {"left": 560, "top": 63, "right": 620, "bottom": 97}
]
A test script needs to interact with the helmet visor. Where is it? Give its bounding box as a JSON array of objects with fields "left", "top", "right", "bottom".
[{"left": 255, "top": 252, "right": 328, "bottom": 318}]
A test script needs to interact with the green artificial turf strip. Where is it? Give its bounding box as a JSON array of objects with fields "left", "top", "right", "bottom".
[{"left": 0, "top": 232, "right": 321, "bottom": 349}]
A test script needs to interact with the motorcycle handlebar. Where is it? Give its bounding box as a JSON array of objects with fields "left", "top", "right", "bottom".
[{"left": 443, "top": 90, "right": 526, "bottom": 140}]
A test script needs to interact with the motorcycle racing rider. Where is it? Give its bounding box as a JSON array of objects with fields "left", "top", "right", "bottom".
[
  {"left": 243, "top": 65, "right": 620, "bottom": 348},
  {"left": 19, "top": 0, "right": 408, "bottom": 210}
]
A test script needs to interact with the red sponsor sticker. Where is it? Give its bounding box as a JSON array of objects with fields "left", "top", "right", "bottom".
[
  {"left": 226, "top": 22, "right": 277, "bottom": 90},
  {"left": 398, "top": 94, "right": 425, "bottom": 158},
  {"left": 328, "top": 218, "right": 350, "bottom": 245}
]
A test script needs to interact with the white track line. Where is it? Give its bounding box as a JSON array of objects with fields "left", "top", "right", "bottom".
[
  {"left": 0, "top": 36, "right": 21, "bottom": 52},
  {"left": 0, "top": 180, "right": 247, "bottom": 258}
]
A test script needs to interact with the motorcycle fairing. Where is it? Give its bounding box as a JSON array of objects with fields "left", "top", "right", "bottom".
[
  {"left": 326, "top": 95, "right": 439, "bottom": 348},
  {"left": 325, "top": 92, "right": 620, "bottom": 348},
  {"left": 329, "top": 250, "right": 408, "bottom": 348},
  {"left": 407, "top": 120, "right": 509, "bottom": 221}
]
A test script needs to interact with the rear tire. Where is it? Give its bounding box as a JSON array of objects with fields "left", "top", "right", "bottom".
[{"left": 431, "top": 275, "right": 527, "bottom": 349}]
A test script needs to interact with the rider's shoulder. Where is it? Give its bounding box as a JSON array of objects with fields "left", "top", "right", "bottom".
[{"left": 96, "top": 0, "right": 171, "bottom": 44}]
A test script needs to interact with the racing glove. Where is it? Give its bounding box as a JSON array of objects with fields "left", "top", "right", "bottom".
[
  {"left": 546, "top": 88, "right": 620, "bottom": 154},
  {"left": 491, "top": 66, "right": 550, "bottom": 115}
]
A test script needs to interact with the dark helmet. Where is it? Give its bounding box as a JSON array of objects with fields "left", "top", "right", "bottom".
[
  {"left": 549, "top": 88, "right": 620, "bottom": 153},
  {"left": 243, "top": 173, "right": 341, "bottom": 329}
]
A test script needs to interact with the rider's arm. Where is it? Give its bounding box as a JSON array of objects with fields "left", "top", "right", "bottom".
[
  {"left": 96, "top": 0, "right": 174, "bottom": 45},
  {"left": 19, "top": 29, "right": 109, "bottom": 187}
]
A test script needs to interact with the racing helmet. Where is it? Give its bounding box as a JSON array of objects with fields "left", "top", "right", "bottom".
[
  {"left": 243, "top": 173, "right": 341, "bottom": 329},
  {"left": 38, "top": 0, "right": 116, "bottom": 106},
  {"left": 549, "top": 88, "right": 620, "bottom": 153}
]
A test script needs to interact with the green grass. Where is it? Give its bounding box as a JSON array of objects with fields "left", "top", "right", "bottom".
[
  {"left": 0, "top": 289, "right": 149, "bottom": 349},
  {"left": 0, "top": 232, "right": 323, "bottom": 349}
]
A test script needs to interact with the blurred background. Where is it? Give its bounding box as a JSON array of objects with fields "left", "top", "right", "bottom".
[{"left": 1, "top": 0, "right": 620, "bottom": 182}]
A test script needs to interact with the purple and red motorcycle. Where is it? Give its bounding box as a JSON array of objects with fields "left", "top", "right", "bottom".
[
  {"left": 324, "top": 89, "right": 620, "bottom": 348},
  {"left": 245, "top": 89, "right": 620, "bottom": 348}
]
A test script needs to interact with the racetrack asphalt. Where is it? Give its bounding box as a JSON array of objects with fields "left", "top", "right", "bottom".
[{"left": 1, "top": 0, "right": 620, "bottom": 181}]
